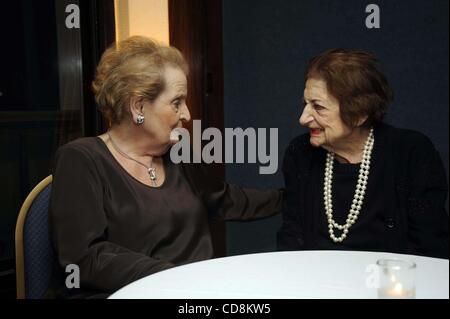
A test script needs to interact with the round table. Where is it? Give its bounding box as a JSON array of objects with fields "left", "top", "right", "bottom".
[{"left": 109, "top": 250, "right": 449, "bottom": 299}]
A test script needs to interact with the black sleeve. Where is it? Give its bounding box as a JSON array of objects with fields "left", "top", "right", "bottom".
[
  {"left": 182, "top": 163, "right": 283, "bottom": 221},
  {"left": 406, "top": 135, "right": 449, "bottom": 259},
  {"left": 277, "top": 143, "right": 305, "bottom": 250},
  {"left": 49, "top": 145, "right": 174, "bottom": 293}
]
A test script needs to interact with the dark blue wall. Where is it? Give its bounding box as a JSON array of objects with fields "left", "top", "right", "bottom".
[{"left": 223, "top": 0, "right": 449, "bottom": 255}]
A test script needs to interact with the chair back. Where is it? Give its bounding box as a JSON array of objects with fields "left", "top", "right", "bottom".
[{"left": 15, "top": 175, "right": 54, "bottom": 299}]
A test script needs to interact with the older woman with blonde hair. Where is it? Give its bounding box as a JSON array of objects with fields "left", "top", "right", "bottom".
[
  {"left": 278, "top": 49, "right": 448, "bottom": 258},
  {"left": 49, "top": 36, "right": 282, "bottom": 298}
]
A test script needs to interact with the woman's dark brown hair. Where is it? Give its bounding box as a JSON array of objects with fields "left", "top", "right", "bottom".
[{"left": 306, "top": 49, "right": 394, "bottom": 128}]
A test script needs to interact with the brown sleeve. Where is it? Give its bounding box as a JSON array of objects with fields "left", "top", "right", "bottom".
[
  {"left": 49, "top": 145, "right": 174, "bottom": 293},
  {"left": 182, "top": 162, "right": 283, "bottom": 221}
]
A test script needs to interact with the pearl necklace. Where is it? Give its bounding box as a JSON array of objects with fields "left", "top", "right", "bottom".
[{"left": 324, "top": 128, "right": 374, "bottom": 243}]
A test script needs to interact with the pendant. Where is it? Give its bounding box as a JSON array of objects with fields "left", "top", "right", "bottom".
[{"left": 148, "top": 167, "right": 157, "bottom": 181}]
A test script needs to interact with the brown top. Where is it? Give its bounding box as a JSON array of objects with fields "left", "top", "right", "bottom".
[{"left": 49, "top": 137, "right": 282, "bottom": 295}]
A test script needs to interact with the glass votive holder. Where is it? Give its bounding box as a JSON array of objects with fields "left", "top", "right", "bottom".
[{"left": 376, "top": 259, "right": 416, "bottom": 299}]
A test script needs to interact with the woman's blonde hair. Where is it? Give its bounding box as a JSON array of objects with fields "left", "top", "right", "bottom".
[{"left": 92, "top": 36, "right": 188, "bottom": 125}]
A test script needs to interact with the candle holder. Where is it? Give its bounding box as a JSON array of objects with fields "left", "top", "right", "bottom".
[{"left": 376, "top": 259, "right": 416, "bottom": 299}]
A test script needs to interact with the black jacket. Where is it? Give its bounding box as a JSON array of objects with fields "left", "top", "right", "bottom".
[{"left": 277, "top": 123, "right": 449, "bottom": 259}]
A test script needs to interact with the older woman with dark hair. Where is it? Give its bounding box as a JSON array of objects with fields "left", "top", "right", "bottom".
[
  {"left": 278, "top": 49, "right": 449, "bottom": 258},
  {"left": 49, "top": 36, "right": 282, "bottom": 298}
]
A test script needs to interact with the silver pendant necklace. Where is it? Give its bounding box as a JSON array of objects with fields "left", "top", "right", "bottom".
[{"left": 107, "top": 132, "right": 158, "bottom": 186}]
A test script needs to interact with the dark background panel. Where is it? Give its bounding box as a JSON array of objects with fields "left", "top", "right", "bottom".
[{"left": 222, "top": 0, "right": 449, "bottom": 255}]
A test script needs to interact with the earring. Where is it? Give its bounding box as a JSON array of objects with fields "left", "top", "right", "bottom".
[{"left": 136, "top": 114, "right": 145, "bottom": 124}]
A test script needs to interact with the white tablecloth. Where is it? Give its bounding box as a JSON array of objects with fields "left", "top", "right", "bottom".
[{"left": 109, "top": 250, "right": 449, "bottom": 299}]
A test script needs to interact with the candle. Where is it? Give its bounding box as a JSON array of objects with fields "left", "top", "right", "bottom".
[
  {"left": 392, "top": 282, "right": 404, "bottom": 295},
  {"left": 376, "top": 259, "right": 416, "bottom": 299},
  {"left": 378, "top": 281, "right": 416, "bottom": 299}
]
